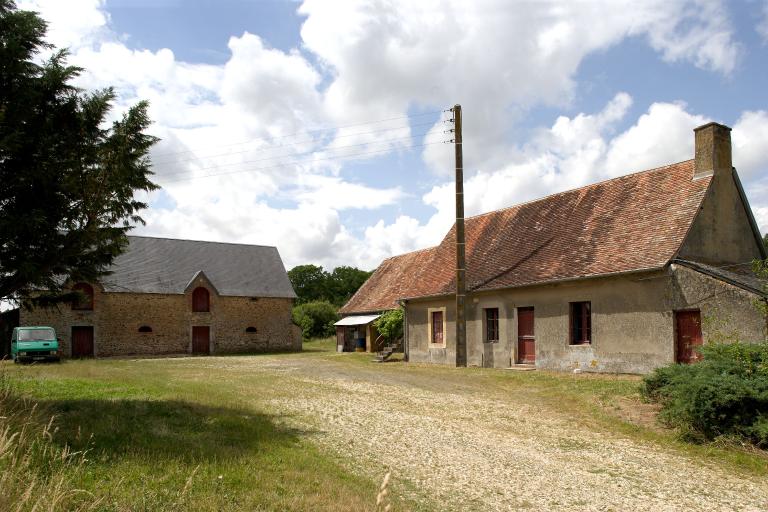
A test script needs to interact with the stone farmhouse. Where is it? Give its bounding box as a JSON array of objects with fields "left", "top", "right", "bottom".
[
  {"left": 21, "top": 236, "right": 301, "bottom": 357},
  {"left": 340, "top": 123, "right": 768, "bottom": 373}
]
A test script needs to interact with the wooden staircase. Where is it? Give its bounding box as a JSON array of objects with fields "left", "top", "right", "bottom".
[{"left": 373, "top": 336, "right": 403, "bottom": 363}]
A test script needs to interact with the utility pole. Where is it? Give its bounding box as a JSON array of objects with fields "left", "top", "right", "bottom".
[{"left": 452, "top": 104, "right": 467, "bottom": 367}]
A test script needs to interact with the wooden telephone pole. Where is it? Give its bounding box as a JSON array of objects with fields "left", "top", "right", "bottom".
[{"left": 452, "top": 104, "right": 467, "bottom": 367}]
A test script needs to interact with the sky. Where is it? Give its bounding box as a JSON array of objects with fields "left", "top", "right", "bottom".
[{"left": 17, "top": 0, "right": 768, "bottom": 271}]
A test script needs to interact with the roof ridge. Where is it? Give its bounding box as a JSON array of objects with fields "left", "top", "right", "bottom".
[
  {"left": 464, "top": 159, "right": 695, "bottom": 222},
  {"left": 382, "top": 245, "right": 437, "bottom": 261},
  {"left": 127, "top": 234, "right": 278, "bottom": 250}
]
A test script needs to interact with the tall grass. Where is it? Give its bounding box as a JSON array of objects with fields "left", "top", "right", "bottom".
[{"left": 0, "top": 375, "right": 98, "bottom": 512}]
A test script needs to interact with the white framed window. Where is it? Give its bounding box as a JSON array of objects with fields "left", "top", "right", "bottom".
[{"left": 427, "top": 307, "right": 447, "bottom": 347}]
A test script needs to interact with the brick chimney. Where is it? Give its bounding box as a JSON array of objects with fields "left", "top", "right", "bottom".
[{"left": 693, "top": 122, "right": 732, "bottom": 179}]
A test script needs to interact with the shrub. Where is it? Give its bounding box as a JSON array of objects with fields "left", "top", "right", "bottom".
[
  {"left": 642, "top": 342, "right": 768, "bottom": 446},
  {"left": 373, "top": 309, "right": 403, "bottom": 343},
  {"left": 292, "top": 301, "right": 338, "bottom": 340}
]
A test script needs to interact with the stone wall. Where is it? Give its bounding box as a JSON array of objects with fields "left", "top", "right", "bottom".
[
  {"left": 405, "top": 268, "right": 766, "bottom": 374},
  {"left": 20, "top": 278, "right": 301, "bottom": 357}
]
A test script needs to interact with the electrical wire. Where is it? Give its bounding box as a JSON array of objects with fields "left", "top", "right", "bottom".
[
  {"left": 152, "top": 109, "right": 448, "bottom": 158},
  {"left": 153, "top": 130, "right": 446, "bottom": 177},
  {"left": 151, "top": 120, "right": 440, "bottom": 166},
  {"left": 157, "top": 140, "right": 450, "bottom": 184}
]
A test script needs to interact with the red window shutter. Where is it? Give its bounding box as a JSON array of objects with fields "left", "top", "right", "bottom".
[{"left": 192, "top": 287, "right": 209, "bottom": 312}]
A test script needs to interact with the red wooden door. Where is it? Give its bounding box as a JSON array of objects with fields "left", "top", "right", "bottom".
[
  {"left": 675, "top": 311, "right": 702, "bottom": 364},
  {"left": 517, "top": 307, "right": 535, "bottom": 364},
  {"left": 71, "top": 326, "right": 94, "bottom": 357},
  {"left": 431, "top": 311, "right": 444, "bottom": 344},
  {"left": 192, "top": 326, "right": 210, "bottom": 354}
]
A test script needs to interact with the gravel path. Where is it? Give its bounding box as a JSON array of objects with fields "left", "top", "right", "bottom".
[{"left": 213, "top": 354, "right": 768, "bottom": 511}]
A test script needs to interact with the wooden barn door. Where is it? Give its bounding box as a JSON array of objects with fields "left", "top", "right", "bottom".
[
  {"left": 675, "top": 311, "right": 702, "bottom": 364},
  {"left": 517, "top": 307, "right": 535, "bottom": 364},
  {"left": 192, "top": 326, "right": 210, "bottom": 354},
  {"left": 71, "top": 326, "right": 94, "bottom": 357}
]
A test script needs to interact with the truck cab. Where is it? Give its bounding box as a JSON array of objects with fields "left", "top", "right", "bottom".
[{"left": 11, "top": 326, "right": 61, "bottom": 363}]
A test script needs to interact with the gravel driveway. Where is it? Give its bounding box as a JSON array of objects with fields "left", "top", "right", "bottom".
[{"left": 211, "top": 353, "right": 768, "bottom": 511}]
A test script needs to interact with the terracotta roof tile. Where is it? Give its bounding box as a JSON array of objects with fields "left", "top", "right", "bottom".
[{"left": 341, "top": 160, "right": 711, "bottom": 313}]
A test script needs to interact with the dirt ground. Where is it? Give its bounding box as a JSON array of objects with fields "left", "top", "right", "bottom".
[{"left": 196, "top": 351, "right": 768, "bottom": 512}]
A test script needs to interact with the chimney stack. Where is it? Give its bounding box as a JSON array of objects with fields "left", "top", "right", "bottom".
[{"left": 693, "top": 122, "right": 732, "bottom": 179}]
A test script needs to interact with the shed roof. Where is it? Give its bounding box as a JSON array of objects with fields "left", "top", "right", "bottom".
[
  {"left": 673, "top": 259, "right": 767, "bottom": 297},
  {"left": 100, "top": 236, "right": 296, "bottom": 298},
  {"left": 334, "top": 314, "right": 381, "bottom": 326},
  {"left": 341, "top": 160, "right": 712, "bottom": 313}
]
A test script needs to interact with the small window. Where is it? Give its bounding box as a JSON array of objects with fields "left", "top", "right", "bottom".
[
  {"left": 192, "top": 287, "right": 210, "bottom": 312},
  {"left": 431, "top": 310, "right": 444, "bottom": 345},
  {"left": 138, "top": 326, "right": 153, "bottom": 333},
  {"left": 71, "top": 283, "right": 94, "bottom": 311},
  {"left": 245, "top": 326, "right": 257, "bottom": 333},
  {"left": 570, "top": 302, "right": 592, "bottom": 344},
  {"left": 485, "top": 308, "right": 499, "bottom": 343}
]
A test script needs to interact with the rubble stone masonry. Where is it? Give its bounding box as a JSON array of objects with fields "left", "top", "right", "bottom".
[{"left": 20, "top": 280, "right": 301, "bottom": 357}]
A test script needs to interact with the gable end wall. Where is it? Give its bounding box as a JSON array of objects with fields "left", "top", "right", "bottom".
[{"left": 677, "top": 169, "right": 764, "bottom": 265}]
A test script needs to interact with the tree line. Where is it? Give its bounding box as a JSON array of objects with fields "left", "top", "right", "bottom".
[
  {"left": 287, "top": 264, "right": 371, "bottom": 307},
  {"left": 287, "top": 264, "right": 372, "bottom": 340}
]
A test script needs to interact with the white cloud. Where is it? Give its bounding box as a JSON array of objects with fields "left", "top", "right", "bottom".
[
  {"left": 301, "top": 0, "right": 742, "bottom": 180},
  {"left": 17, "top": 0, "right": 109, "bottom": 50},
  {"left": 732, "top": 110, "right": 768, "bottom": 182},
  {"left": 640, "top": 0, "right": 742, "bottom": 73},
  {"left": 16, "top": 0, "right": 760, "bottom": 270},
  {"left": 604, "top": 102, "right": 707, "bottom": 176},
  {"left": 368, "top": 95, "right": 768, "bottom": 258},
  {"left": 758, "top": 0, "right": 768, "bottom": 42},
  {"left": 221, "top": 33, "right": 323, "bottom": 134},
  {"left": 293, "top": 175, "right": 404, "bottom": 210}
]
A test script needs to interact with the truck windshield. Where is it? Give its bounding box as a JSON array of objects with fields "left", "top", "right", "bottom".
[{"left": 18, "top": 329, "right": 56, "bottom": 341}]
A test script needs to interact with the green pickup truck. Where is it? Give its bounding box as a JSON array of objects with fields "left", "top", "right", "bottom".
[{"left": 11, "top": 326, "right": 61, "bottom": 363}]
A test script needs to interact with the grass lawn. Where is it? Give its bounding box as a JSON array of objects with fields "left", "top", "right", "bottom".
[
  {"left": 1, "top": 341, "right": 396, "bottom": 512},
  {"left": 1, "top": 338, "right": 766, "bottom": 511}
]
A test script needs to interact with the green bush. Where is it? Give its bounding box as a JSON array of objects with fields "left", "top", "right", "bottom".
[
  {"left": 373, "top": 308, "right": 403, "bottom": 343},
  {"left": 642, "top": 342, "right": 768, "bottom": 446},
  {"left": 292, "top": 301, "right": 338, "bottom": 340}
]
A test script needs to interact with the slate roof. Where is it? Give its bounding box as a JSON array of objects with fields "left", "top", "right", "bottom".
[
  {"left": 100, "top": 236, "right": 296, "bottom": 298},
  {"left": 341, "top": 160, "right": 712, "bottom": 314}
]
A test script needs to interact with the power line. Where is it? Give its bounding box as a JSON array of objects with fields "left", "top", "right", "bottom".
[
  {"left": 153, "top": 130, "right": 446, "bottom": 177},
  {"left": 157, "top": 140, "right": 449, "bottom": 184},
  {"left": 151, "top": 120, "right": 440, "bottom": 166},
  {"left": 152, "top": 109, "right": 448, "bottom": 158}
]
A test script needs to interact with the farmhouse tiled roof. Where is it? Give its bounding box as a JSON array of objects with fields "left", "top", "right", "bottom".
[
  {"left": 340, "top": 246, "right": 439, "bottom": 314},
  {"left": 100, "top": 236, "right": 297, "bottom": 298},
  {"left": 341, "top": 160, "right": 711, "bottom": 313}
]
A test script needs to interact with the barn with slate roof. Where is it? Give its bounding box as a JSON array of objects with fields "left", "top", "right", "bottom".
[
  {"left": 340, "top": 123, "right": 767, "bottom": 373},
  {"left": 20, "top": 237, "right": 301, "bottom": 357}
]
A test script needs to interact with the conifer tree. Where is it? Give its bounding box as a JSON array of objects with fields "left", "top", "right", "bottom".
[{"left": 0, "top": 0, "right": 159, "bottom": 305}]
